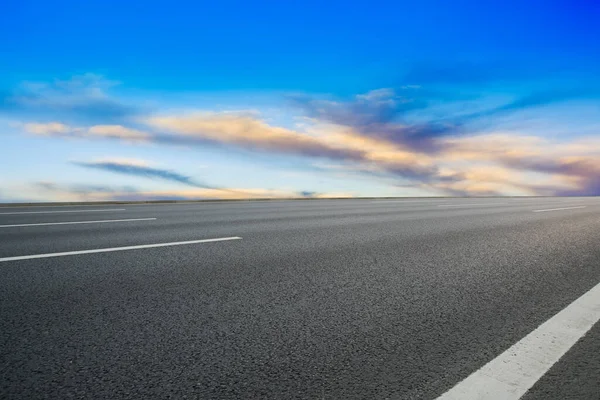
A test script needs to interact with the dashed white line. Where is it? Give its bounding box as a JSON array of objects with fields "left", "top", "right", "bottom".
[
  {"left": 533, "top": 206, "right": 587, "bottom": 213},
  {"left": 436, "top": 281, "right": 600, "bottom": 400},
  {"left": 0, "top": 209, "right": 126, "bottom": 215},
  {"left": 0, "top": 237, "right": 242, "bottom": 262},
  {"left": 0, "top": 218, "right": 156, "bottom": 228},
  {"left": 437, "top": 203, "right": 506, "bottom": 208},
  {"left": 371, "top": 200, "right": 448, "bottom": 204}
]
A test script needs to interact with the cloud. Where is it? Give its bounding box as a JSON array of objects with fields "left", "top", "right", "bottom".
[
  {"left": 34, "top": 181, "right": 60, "bottom": 191},
  {"left": 290, "top": 88, "right": 463, "bottom": 152},
  {"left": 22, "top": 122, "right": 149, "bottom": 142},
  {"left": 146, "top": 112, "right": 366, "bottom": 160},
  {"left": 25, "top": 110, "right": 598, "bottom": 197},
  {"left": 86, "top": 125, "right": 149, "bottom": 141},
  {"left": 8, "top": 74, "right": 600, "bottom": 198},
  {"left": 291, "top": 88, "right": 421, "bottom": 125},
  {"left": 497, "top": 156, "right": 600, "bottom": 196},
  {"left": 289, "top": 67, "right": 599, "bottom": 157},
  {"left": 23, "top": 122, "right": 72, "bottom": 135},
  {"left": 73, "top": 159, "right": 217, "bottom": 189},
  {"left": 22, "top": 115, "right": 443, "bottom": 187},
  {"left": 298, "top": 190, "right": 353, "bottom": 198},
  {"left": 144, "top": 111, "right": 456, "bottom": 185},
  {"left": 496, "top": 88, "right": 599, "bottom": 111},
  {"left": 0, "top": 74, "right": 140, "bottom": 123},
  {"left": 30, "top": 181, "right": 349, "bottom": 201},
  {"left": 34, "top": 181, "right": 138, "bottom": 195},
  {"left": 459, "top": 87, "right": 600, "bottom": 122},
  {"left": 291, "top": 84, "right": 599, "bottom": 156},
  {"left": 441, "top": 133, "right": 600, "bottom": 195}
]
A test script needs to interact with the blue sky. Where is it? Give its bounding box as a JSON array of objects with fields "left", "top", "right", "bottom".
[{"left": 1, "top": 0, "right": 599, "bottom": 201}]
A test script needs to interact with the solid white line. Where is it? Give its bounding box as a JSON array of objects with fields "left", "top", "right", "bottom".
[
  {"left": 533, "top": 206, "right": 586, "bottom": 212},
  {"left": 437, "top": 203, "right": 506, "bottom": 207},
  {"left": 0, "top": 218, "right": 156, "bottom": 228},
  {"left": 0, "top": 237, "right": 242, "bottom": 262},
  {"left": 436, "top": 281, "right": 600, "bottom": 400},
  {"left": 0, "top": 209, "right": 126, "bottom": 215}
]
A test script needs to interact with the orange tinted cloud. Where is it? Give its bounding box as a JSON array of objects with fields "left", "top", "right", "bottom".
[
  {"left": 23, "top": 122, "right": 72, "bottom": 135},
  {"left": 146, "top": 113, "right": 364, "bottom": 159},
  {"left": 86, "top": 125, "right": 148, "bottom": 141},
  {"left": 145, "top": 113, "right": 441, "bottom": 181},
  {"left": 22, "top": 122, "right": 149, "bottom": 142},
  {"left": 18, "top": 111, "right": 600, "bottom": 197},
  {"left": 31, "top": 182, "right": 353, "bottom": 202}
]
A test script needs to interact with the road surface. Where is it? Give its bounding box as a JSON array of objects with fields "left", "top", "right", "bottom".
[{"left": 1, "top": 197, "right": 599, "bottom": 399}]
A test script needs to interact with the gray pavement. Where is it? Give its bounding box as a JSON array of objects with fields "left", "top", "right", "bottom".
[{"left": 1, "top": 197, "right": 599, "bottom": 399}]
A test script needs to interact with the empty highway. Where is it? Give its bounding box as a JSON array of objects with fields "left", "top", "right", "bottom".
[{"left": 1, "top": 197, "right": 600, "bottom": 399}]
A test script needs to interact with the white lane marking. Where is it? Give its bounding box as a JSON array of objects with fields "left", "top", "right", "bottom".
[
  {"left": 533, "top": 206, "right": 587, "bottom": 212},
  {"left": 0, "top": 218, "right": 156, "bottom": 228},
  {"left": 0, "top": 237, "right": 242, "bottom": 262},
  {"left": 437, "top": 203, "right": 506, "bottom": 207},
  {"left": 436, "top": 281, "right": 600, "bottom": 400},
  {"left": 0, "top": 209, "right": 126, "bottom": 215},
  {"left": 371, "top": 200, "right": 448, "bottom": 204}
]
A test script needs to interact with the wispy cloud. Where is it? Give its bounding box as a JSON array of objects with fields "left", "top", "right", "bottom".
[
  {"left": 29, "top": 181, "right": 351, "bottom": 201},
  {"left": 0, "top": 74, "right": 141, "bottom": 124},
  {"left": 441, "top": 134, "right": 600, "bottom": 195},
  {"left": 143, "top": 111, "right": 451, "bottom": 185},
  {"left": 73, "top": 158, "right": 217, "bottom": 189},
  {"left": 21, "top": 110, "right": 600, "bottom": 196},
  {"left": 291, "top": 84, "right": 600, "bottom": 154},
  {"left": 459, "top": 87, "right": 600, "bottom": 122},
  {"left": 298, "top": 190, "right": 354, "bottom": 198},
  {"left": 146, "top": 112, "right": 365, "bottom": 160},
  {"left": 34, "top": 181, "right": 138, "bottom": 195},
  {"left": 290, "top": 88, "right": 458, "bottom": 152},
  {"left": 22, "top": 122, "right": 149, "bottom": 142},
  {"left": 7, "top": 73, "right": 600, "bottom": 198}
]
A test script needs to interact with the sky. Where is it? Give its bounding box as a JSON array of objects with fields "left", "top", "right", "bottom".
[{"left": 1, "top": 0, "right": 599, "bottom": 202}]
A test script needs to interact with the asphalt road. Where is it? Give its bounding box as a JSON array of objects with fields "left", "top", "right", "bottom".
[{"left": 1, "top": 197, "right": 599, "bottom": 399}]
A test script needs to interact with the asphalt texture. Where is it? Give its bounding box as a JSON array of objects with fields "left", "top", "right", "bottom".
[{"left": 1, "top": 197, "right": 599, "bottom": 399}]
